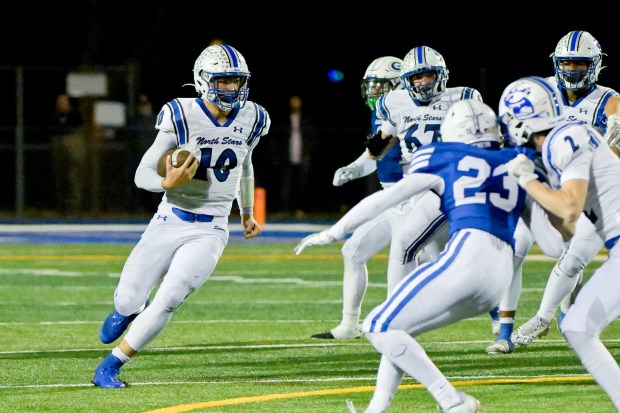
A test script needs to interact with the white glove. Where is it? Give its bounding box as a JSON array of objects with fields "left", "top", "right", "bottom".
[
  {"left": 293, "top": 230, "right": 336, "bottom": 255},
  {"left": 604, "top": 114, "right": 620, "bottom": 148},
  {"left": 332, "top": 164, "right": 361, "bottom": 186},
  {"left": 506, "top": 154, "right": 538, "bottom": 187}
]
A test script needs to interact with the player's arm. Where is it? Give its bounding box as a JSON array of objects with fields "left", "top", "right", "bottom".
[
  {"left": 135, "top": 130, "right": 197, "bottom": 192},
  {"left": 333, "top": 150, "right": 377, "bottom": 186},
  {"left": 523, "top": 177, "right": 586, "bottom": 239},
  {"left": 294, "top": 172, "right": 439, "bottom": 254},
  {"left": 238, "top": 147, "right": 262, "bottom": 239},
  {"left": 507, "top": 154, "right": 587, "bottom": 240},
  {"left": 365, "top": 131, "right": 398, "bottom": 159},
  {"left": 604, "top": 95, "right": 620, "bottom": 156}
]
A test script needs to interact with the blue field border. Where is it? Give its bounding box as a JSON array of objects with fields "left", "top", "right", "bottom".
[{"left": 0, "top": 223, "right": 332, "bottom": 244}]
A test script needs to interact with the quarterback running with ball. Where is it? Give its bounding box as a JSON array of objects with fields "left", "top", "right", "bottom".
[{"left": 93, "top": 44, "right": 270, "bottom": 388}]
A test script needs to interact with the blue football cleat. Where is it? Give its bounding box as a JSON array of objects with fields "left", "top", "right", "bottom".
[
  {"left": 99, "top": 311, "right": 137, "bottom": 344},
  {"left": 92, "top": 355, "right": 126, "bottom": 388},
  {"left": 99, "top": 299, "right": 149, "bottom": 344}
]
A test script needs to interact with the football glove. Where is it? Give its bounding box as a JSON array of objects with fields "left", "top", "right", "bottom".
[
  {"left": 332, "top": 164, "right": 361, "bottom": 186},
  {"left": 365, "top": 131, "right": 391, "bottom": 157},
  {"left": 605, "top": 114, "right": 620, "bottom": 148},
  {"left": 506, "top": 154, "right": 538, "bottom": 187},
  {"left": 293, "top": 230, "right": 336, "bottom": 255}
]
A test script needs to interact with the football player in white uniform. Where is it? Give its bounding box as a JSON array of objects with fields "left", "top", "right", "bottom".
[
  {"left": 300, "top": 47, "right": 498, "bottom": 339},
  {"left": 503, "top": 76, "right": 620, "bottom": 411},
  {"left": 93, "top": 44, "right": 270, "bottom": 388},
  {"left": 499, "top": 31, "right": 620, "bottom": 350},
  {"left": 311, "top": 56, "right": 407, "bottom": 340},
  {"left": 298, "top": 100, "right": 531, "bottom": 413}
]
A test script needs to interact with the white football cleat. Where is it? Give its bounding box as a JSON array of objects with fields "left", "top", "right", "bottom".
[
  {"left": 511, "top": 316, "right": 551, "bottom": 347},
  {"left": 485, "top": 339, "right": 515, "bottom": 354},
  {"left": 440, "top": 392, "right": 481, "bottom": 412}
]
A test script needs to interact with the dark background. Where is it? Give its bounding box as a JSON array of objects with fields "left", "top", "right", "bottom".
[{"left": 3, "top": 3, "right": 620, "bottom": 218}]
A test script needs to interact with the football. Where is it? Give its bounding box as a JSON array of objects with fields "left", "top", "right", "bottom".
[{"left": 157, "top": 148, "right": 194, "bottom": 177}]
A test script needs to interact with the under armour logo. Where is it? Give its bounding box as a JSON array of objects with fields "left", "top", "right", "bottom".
[
  {"left": 157, "top": 214, "right": 168, "bottom": 221},
  {"left": 233, "top": 126, "right": 243, "bottom": 133},
  {"left": 579, "top": 108, "right": 588, "bottom": 114},
  {"left": 432, "top": 104, "right": 443, "bottom": 110}
]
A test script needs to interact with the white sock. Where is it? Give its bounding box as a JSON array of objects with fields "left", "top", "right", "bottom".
[
  {"left": 341, "top": 256, "right": 366, "bottom": 324},
  {"left": 537, "top": 263, "right": 579, "bottom": 321},
  {"left": 428, "top": 377, "right": 462, "bottom": 411},
  {"left": 112, "top": 347, "right": 131, "bottom": 364}
]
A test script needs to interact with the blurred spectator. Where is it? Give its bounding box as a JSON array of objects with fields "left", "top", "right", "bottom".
[
  {"left": 280, "top": 95, "right": 315, "bottom": 217},
  {"left": 125, "top": 95, "right": 159, "bottom": 213},
  {"left": 49, "top": 93, "right": 88, "bottom": 214}
]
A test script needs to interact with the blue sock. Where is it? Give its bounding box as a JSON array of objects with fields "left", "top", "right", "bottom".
[{"left": 497, "top": 319, "right": 514, "bottom": 341}]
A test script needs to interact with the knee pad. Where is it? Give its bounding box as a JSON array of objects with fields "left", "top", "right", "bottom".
[
  {"left": 114, "top": 290, "right": 147, "bottom": 316},
  {"left": 156, "top": 281, "right": 195, "bottom": 312},
  {"left": 341, "top": 238, "right": 367, "bottom": 264},
  {"left": 557, "top": 254, "right": 586, "bottom": 278}
]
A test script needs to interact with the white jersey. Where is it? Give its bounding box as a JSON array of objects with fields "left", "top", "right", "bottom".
[
  {"left": 136, "top": 97, "right": 270, "bottom": 217},
  {"left": 542, "top": 121, "right": 620, "bottom": 244},
  {"left": 545, "top": 76, "right": 618, "bottom": 133},
  {"left": 377, "top": 87, "right": 482, "bottom": 164}
]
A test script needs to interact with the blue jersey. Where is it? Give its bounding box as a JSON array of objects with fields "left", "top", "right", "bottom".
[
  {"left": 410, "top": 142, "right": 528, "bottom": 249},
  {"left": 371, "top": 109, "right": 404, "bottom": 185}
]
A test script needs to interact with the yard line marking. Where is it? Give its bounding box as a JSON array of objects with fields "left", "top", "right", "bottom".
[
  {"left": 0, "top": 253, "right": 608, "bottom": 262},
  {"left": 2, "top": 338, "right": 619, "bottom": 355},
  {"left": 0, "top": 374, "right": 594, "bottom": 392},
  {"left": 140, "top": 376, "right": 596, "bottom": 413}
]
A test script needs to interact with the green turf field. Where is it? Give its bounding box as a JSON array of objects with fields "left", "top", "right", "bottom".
[{"left": 0, "top": 243, "right": 617, "bottom": 412}]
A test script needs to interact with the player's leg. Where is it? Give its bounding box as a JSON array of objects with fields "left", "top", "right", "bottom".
[
  {"left": 99, "top": 215, "right": 176, "bottom": 345},
  {"left": 561, "top": 247, "right": 620, "bottom": 411},
  {"left": 513, "top": 216, "right": 603, "bottom": 346},
  {"left": 388, "top": 191, "right": 448, "bottom": 292},
  {"left": 94, "top": 220, "right": 228, "bottom": 388},
  {"left": 311, "top": 212, "right": 392, "bottom": 339},
  {"left": 362, "top": 230, "right": 511, "bottom": 411},
  {"left": 393, "top": 190, "right": 497, "bottom": 338},
  {"left": 366, "top": 331, "right": 480, "bottom": 413},
  {"left": 556, "top": 217, "right": 603, "bottom": 328},
  {"left": 486, "top": 219, "right": 533, "bottom": 354},
  {"left": 362, "top": 353, "right": 404, "bottom": 413}
]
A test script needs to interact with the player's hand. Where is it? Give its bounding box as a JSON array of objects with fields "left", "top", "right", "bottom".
[
  {"left": 332, "top": 164, "right": 361, "bottom": 186},
  {"left": 294, "top": 230, "right": 336, "bottom": 255},
  {"left": 506, "top": 154, "right": 538, "bottom": 187},
  {"left": 241, "top": 214, "right": 262, "bottom": 239},
  {"left": 605, "top": 114, "right": 620, "bottom": 148},
  {"left": 162, "top": 154, "right": 198, "bottom": 190}
]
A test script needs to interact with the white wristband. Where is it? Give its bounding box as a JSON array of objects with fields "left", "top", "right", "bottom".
[{"left": 238, "top": 175, "right": 255, "bottom": 214}]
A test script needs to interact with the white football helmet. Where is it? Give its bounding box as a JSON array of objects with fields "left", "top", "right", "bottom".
[
  {"left": 400, "top": 46, "right": 449, "bottom": 102},
  {"left": 360, "top": 56, "right": 403, "bottom": 110},
  {"left": 551, "top": 30, "right": 604, "bottom": 90},
  {"left": 440, "top": 100, "right": 502, "bottom": 147},
  {"left": 192, "top": 44, "right": 250, "bottom": 111},
  {"left": 498, "top": 76, "right": 565, "bottom": 146}
]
